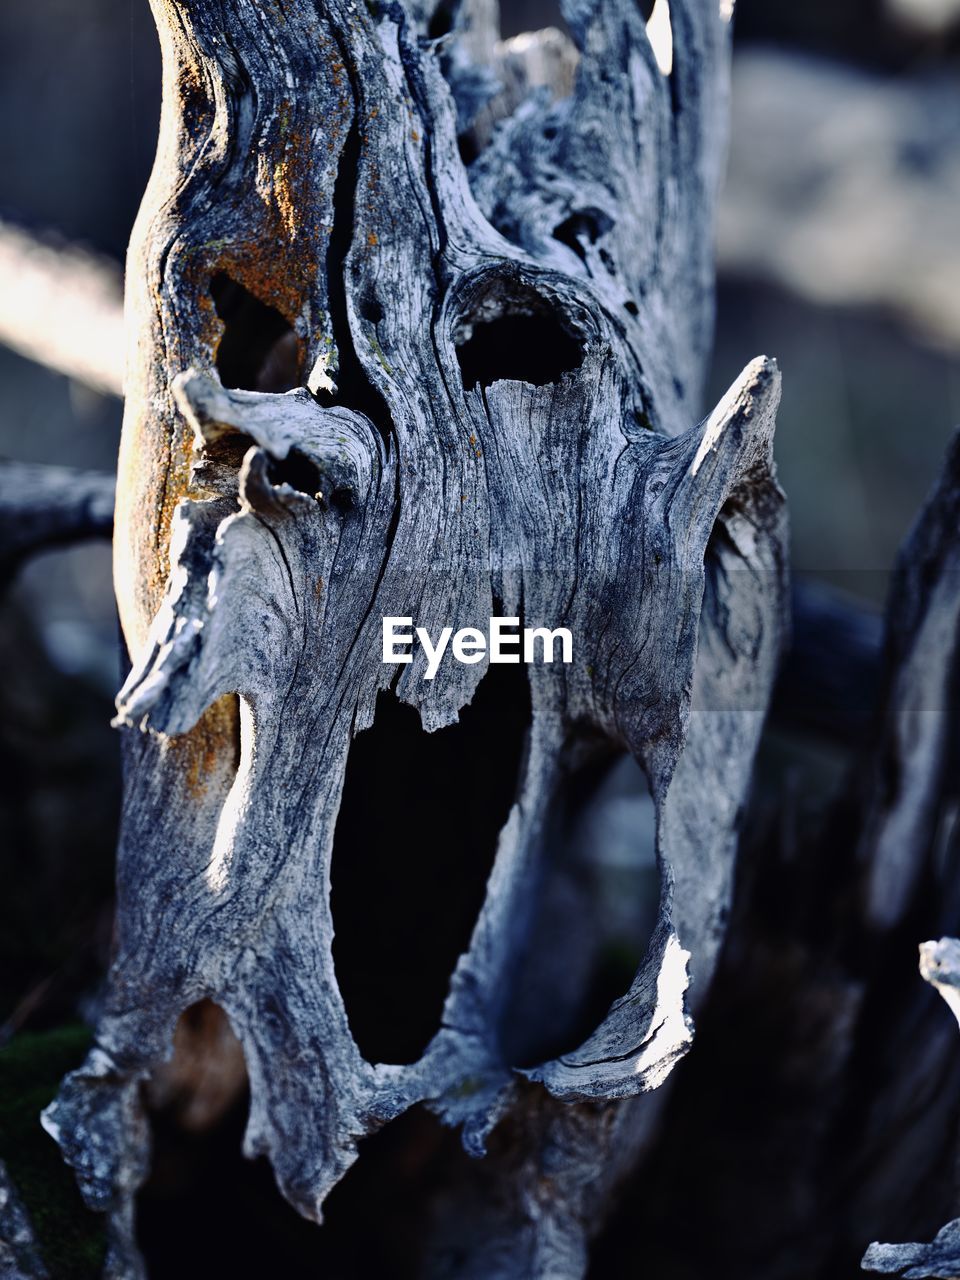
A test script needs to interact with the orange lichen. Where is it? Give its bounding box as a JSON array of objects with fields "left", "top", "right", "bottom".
[
  {"left": 147, "top": 416, "right": 196, "bottom": 614},
  {"left": 176, "top": 57, "right": 205, "bottom": 107},
  {"left": 169, "top": 693, "right": 241, "bottom": 802},
  {"left": 121, "top": 21, "right": 377, "bottom": 650}
]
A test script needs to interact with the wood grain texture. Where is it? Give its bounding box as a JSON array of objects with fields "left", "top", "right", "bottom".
[{"left": 42, "top": 2, "right": 792, "bottom": 1275}]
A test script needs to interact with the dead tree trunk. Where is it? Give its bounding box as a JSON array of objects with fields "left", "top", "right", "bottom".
[{"left": 28, "top": 1, "right": 958, "bottom": 1277}]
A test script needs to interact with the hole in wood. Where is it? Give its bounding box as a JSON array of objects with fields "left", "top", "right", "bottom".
[
  {"left": 359, "top": 294, "right": 384, "bottom": 326},
  {"left": 265, "top": 449, "right": 324, "bottom": 501},
  {"left": 331, "top": 663, "right": 532, "bottom": 1065},
  {"left": 320, "top": 1105, "right": 466, "bottom": 1277},
  {"left": 139, "top": 1094, "right": 462, "bottom": 1277},
  {"left": 136, "top": 1019, "right": 323, "bottom": 1278},
  {"left": 499, "top": 751, "right": 660, "bottom": 1069},
  {"left": 552, "top": 208, "right": 614, "bottom": 263},
  {"left": 144, "top": 999, "right": 247, "bottom": 1134},
  {"left": 210, "top": 272, "right": 299, "bottom": 393},
  {"left": 454, "top": 284, "right": 584, "bottom": 389},
  {"left": 457, "top": 131, "right": 480, "bottom": 167},
  {"left": 428, "top": 0, "right": 455, "bottom": 39},
  {"left": 262, "top": 447, "right": 354, "bottom": 510}
]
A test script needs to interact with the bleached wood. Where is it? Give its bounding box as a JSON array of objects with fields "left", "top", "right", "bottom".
[{"left": 41, "top": 2, "right": 791, "bottom": 1276}]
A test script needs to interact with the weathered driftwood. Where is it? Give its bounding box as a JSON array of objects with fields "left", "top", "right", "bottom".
[
  {"left": 865, "top": 1221, "right": 960, "bottom": 1280},
  {"left": 39, "top": 0, "right": 795, "bottom": 1274},
  {"left": 4, "top": 0, "right": 955, "bottom": 1274}
]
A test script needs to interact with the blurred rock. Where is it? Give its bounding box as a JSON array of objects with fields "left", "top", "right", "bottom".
[
  {"left": 732, "top": 0, "right": 959, "bottom": 68},
  {"left": 720, "top": 50, "right": 960, "bottom": 354},
  {"left": 709, "top": 279, "right": 958, "bottom": 583},
  {"left": 886, "top": 0, "right": 960, "bottom": 34}
]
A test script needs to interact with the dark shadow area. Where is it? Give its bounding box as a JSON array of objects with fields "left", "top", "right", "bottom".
[
  {"left": 139, "top": 1091, "right": 465, "bottom": 1279},
  {"left": 323, "top": 110, "right": 393, "bottom": 438},
  {"left": 331, "top": 663, "right": 532, "bottom": 1065},
  {"left": 586, "top": 726, "right": 960, "bottom": 1280},
  {"left": 552, "top": 208, "right": 614, "bottom": 264},
  {"left": 734, "top": 0, "right": 960, "bottom": 70},
  {"left": 499, "top": 0, "right": 572, "bottom": 39},
  {"left": 500, "top": 750, "right": 659, "bottom": 1068},
  {"left": 210, "top": 272, "right": 299, "bottom": 393},
  {"left": 456, "top": 311, "right": 584, "bottom": 389},
  {"left": 0, "top": 1026, "right": 104, "bottom": 1280},
  {"left": 265, "top": 449, "right": 324, "bottom": 500},
  {"left": 427, "top": 0, "right": 455, "bottom": 39},
  {"left": 0, "top": 588, "right": 118, "bottom": 1041}
]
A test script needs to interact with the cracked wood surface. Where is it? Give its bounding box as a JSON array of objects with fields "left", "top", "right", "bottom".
[{"left": 41, "top": 2, "right": 793, "bottom": 1276}]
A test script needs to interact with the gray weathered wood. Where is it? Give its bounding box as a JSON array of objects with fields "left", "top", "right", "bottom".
[
  {"left": 581, "top": 427, "right": 960, "bottom": 1280},
  {"left": 39, "top": 2, "right": 793, "bottom": 1275}
]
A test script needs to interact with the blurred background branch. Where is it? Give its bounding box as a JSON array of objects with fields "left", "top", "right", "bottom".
[
  {"left": 0, "top": 462, "right": 114, "bottom": 582},
  {"left": 0, "top": 222, "right": 123, "bottom": 399}
]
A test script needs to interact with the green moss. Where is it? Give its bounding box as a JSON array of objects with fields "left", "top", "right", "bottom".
[
  {"left": 368, "top": 333, "right": 393, "bottom": 374},
  {"left": 0, "top": 1026, "right": 106, "bottom": 1279}
]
